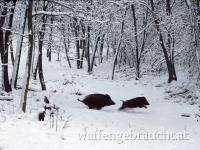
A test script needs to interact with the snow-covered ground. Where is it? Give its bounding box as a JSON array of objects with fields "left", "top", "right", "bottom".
[{"left": 0, "top": 56, "right": 200, "bottom": 150}]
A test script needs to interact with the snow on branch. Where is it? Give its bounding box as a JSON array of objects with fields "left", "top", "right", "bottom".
[
  {"left": 33, "top": 11, "right": 110, "bottom": 23},
  {"left": 33, "top": 11, "right": 72, "bottom": 17}
]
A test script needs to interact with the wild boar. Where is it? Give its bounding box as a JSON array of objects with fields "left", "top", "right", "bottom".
[
  {"left": 119, "top": 97, "right": 150, "bottom": 110},
  {"left": 44, "top": 96, "right": 50, "bottom": 104},
  {"left": 78, "top": 94, "right": 115, "bottom": 110},
  {"left": 44, "top": 96, "right": 51, "bottom": 111},
  {"left": 38, "top": 109, "right": 46, "bottom": 121}
]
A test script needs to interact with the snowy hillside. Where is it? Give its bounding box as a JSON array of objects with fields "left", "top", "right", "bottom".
[
  {"left": 1, "top": 1, "right": 200, "bottom": 150},
  {"left": 0, "top": 57, "right": 200, "bottom": 150}
]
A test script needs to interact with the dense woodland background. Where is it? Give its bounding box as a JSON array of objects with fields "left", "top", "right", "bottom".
[{"left": 0, "top": 0, "right": 200, "bottom": 112}]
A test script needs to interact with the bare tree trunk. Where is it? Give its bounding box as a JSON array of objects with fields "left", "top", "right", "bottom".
[
  {"left": 10, "top": 40, "right": 14, "bottom": 66},
  {"left": 80, "top": 21, "right": 86, "bottom": 69},
  {"left": 74, "top": 18, "right": 81, "bottom": 69},
  {"left": 99, "top": 34, "right": 105, "bottom": 63},
  {"left": 47, "top": 13, "right": 53, "bottom": 62},
  {"left": 131, "top": 4, "right": 148, "bottom": 80},
  {"left": 90, "top": 31, "right": 101, "bottom": 72},
  {"left": 131, "top": 4, "right": 140, "bottom": 79},
  {"left": 106, "top": 40, "right": 110, "bottom": 60},
  {"left": 112, "top": 8, "right": 127, "bottom": 80},
  {"left": 166, "top": 0, "right": 177, "bottom": 81},
  {"left": 189, "top": 0, "right": 200, "bottom": 80},
  {"left": 31, "top": 1, "right": 37, "bottom": 76},
  {"left": 33, "top": 59, "right": 38, "bottom": 80},
  {"left": 11, "top": 3, "right": 27, "bottom": 89},
  {"left": 0, "top": 4, "right": 6, "bottom": 88},
  {"left": 150, "top": 0, "right": 177, "bottom": 83},
  {"left": 0, "top": 2, "right": 11, "bottom": 92},
  {"left": 8, "top": 0, "right": 16, "bottom": 67},
  {"left": 62, "top": 27, "right": 72, "bottom": 68},
  {"left": 37, "top": 1, "right": 48, "bottom": 91},
  {"left": 21, "top": 0, "right": 33, "bottom": 113},
  {"left": 76, "top": 38, "right": 80, "bottom": 68},
  {"left": 38, "top": 39, "right": 46, "bottom": 90},
  {"left": 80, "top": 40, "right": 86, "bottom": 69},
  {"left": 86, "top": 26, "right": 91, "bottom": 73}
]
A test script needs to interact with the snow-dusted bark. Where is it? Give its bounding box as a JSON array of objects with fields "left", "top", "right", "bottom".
[
  {"left": 47, "top": 15, "right": 54, "bottom": 62},
  {"left": 90, "top": 31, "right": 101, "bottom": 72},
  {"left": 61, "top": 27, "right": 72, "bottom": 68},
  {"left": 11, "top": 2, "right": 27, "bottom": 89},
  {"left": 73, "top": 18, "right": 81, "bottom": 69},
  {"left": 33, "top": 1, "right": 48, "bottom": 90},
  {"left": 37, "top": 1, "right": 49, "bottom": 91},
  {"left": 189, "top": 0, "right": 200, "bottom": 76},
  {"left": 0, "top": 2, "right": 10, "bottom": 92},
  {"left": 32, "top": 54, "right": 39, "bottom": 80},
  {"left": 131, "top": 4, "right": 148, "bottom": 80},
  {"left": 21, "top": 0, "right": 33, "bottom": 113},
  {"left": 99, "top": 34, "right": 105, "bottom": 64},
  {"left": 111, "top": 8, "right": 127, "bottom": 80},
  {"left": 0, "top": 64, "right": 2, "bottom": 90},
  {"left": 149, "top": 0, "right": 177, "bottom": 83},
  {"left": 86, "top": 26, "right": 91, "bottom": 73}
]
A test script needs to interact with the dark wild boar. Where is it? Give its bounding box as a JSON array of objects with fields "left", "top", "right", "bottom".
[
  {"left": 38, "top": 110, "right": 45, "bottom": 121},
  {"left": 119, "top": 97, "right": 150, "bottom": 110},
  {"left": 44, "top": 96, "right": 50, "bottom": 104},
  {"left": 44, "top": 96, "right": 51, "bottom": 111},
  {"left": 78, "top": 94, "right": 115, "bottom": 110}
]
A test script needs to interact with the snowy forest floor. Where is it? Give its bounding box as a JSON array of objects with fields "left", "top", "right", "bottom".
[{"left": 0, "top": 56, "right": 200, "bottom": 150}]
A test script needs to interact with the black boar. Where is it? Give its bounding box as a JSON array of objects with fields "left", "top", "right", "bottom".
[
  {"left": 44, "top": 96, "right": 50, "bottom": 104},
  {"left": 38, "top": 110, "right": 46, "bottom": 121},
  {"left": 44, "top": 96, "right": 51, "bottom": 111},
  {"left": 78, "top": 94, "right": 115, "bottom": 110},
  {"left": 119, "top": 97, "right": 150, "bottom": 110}
]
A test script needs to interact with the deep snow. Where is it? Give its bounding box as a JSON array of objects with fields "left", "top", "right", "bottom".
[{"left": 0, "top": 55, "right": 200, "bottom": 150}]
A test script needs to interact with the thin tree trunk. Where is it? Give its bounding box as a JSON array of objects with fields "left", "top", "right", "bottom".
[
  {"left": 131, "top": 4, "right": 140, "bottom": 79},
  {"left": 99, "top": 34, "right": 105, "bottom": 63},
  {"left": 74, "top": 18, "right": 81, "bottom": 69},
  {"left": 80, "top": 21, "right": 86, "bottom": 69},
  {"left": 32, "top": 1, "right": 38, "bottom": 76},
  {"left": 80, "top": 40, "right": 86, "bottom": 68},
  {"left": 90, "top": 32, "right": 101, "bottom": 72},
  {"left": 10, "top": 40, "right": 14, "bottom": 66},
  {"left": 47, "top": 14, "right": 53, "bottom": 62},
  {"left": 0, "top": 2, "right": 11, "bottom": 92},
  {"left": 8, "top": 0, "right": 16, "bottom": 67},
  {"left": 62, "top": 28, "right": 72, "bottom": 68},
  {"left": 21, "top": 0, "right": 33, "bottom": 113},
  {"left": 33, "top": 57, "right": 38, "bottom": 80},
  {"left": 0, "top": 5, "right": 6, "bottom": 89},
  {"left": 190, "top": 0, "right": 200, "bottom": 79},
  {"left": 86, "top": 26, "right": 91, "bottom": 73},
  {"left": 11, "top": 4, "right": 27, "bottom": 89},
  {"left": 112, "top": 8, "right": 127, "bottom": 80},
  {"left": 37, "top": 1, "right": 48, "bottom": 91},
  {"left": 131, "top": 4, "right": 148, "bottom": 80},
  {"left": 38, "top": 38, "right": 46, "bottom": 90},
  {"left": 166, "top": 0, "right": 177, "bottom": 81},
  {"left": 106, "top": 41, "right": 110, "bottom": 60},
  {"left": 150, "top": 0, "right": 177, "bottom": 83}
]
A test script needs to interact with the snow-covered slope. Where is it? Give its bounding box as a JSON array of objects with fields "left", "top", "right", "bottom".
[{"left": 0, "top": 57, "right": 200, "bottom": 150}]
